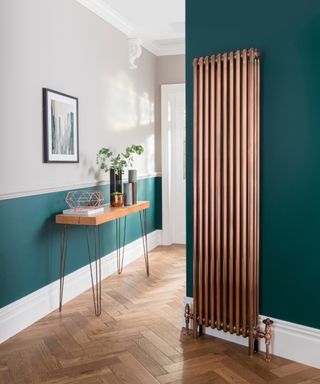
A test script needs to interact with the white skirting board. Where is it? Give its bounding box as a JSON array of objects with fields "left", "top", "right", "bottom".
[
  {"left": 183, "top": 296, "right": 320, "bottom": 369},
  {"left": 0, "top": 230, "right": 162, "bottom": 344}
]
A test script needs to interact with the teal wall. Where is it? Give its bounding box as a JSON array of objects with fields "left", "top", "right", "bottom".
[
  {"left": 0, "top": 177, "right": 162, "bottom": 308},
  {"left": 186, "top": 0, "right": 320, "bottom": 328}
]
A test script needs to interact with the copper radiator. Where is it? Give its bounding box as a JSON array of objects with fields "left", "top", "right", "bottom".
[{"left": 186, "top": 48, "right": 273, "bottom": 360}]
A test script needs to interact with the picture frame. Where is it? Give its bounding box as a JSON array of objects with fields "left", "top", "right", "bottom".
[{"left": 43, "top": 88, "right": 79, "bottom": 163}]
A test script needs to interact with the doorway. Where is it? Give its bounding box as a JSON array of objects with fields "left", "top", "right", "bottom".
[{"left": 161, "top": 84, "right": 186, "bottom": 245}]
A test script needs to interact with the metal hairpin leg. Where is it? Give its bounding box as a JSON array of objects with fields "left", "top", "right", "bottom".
[
  {"left": 116, "top": 217, "right": 127, "bottom": 274},
  {"left": 59, "top": 225, "right": 68, "bottom": 312},
  {"left": 121, "top": 216, "right": 127, "bottom": 273},
  {"left": 116, "top": 216, "right": 127, "bottom": 275},
  {"left": 139, "top": 209, "right": 149, "bottom": 276},
  {"left": 85, "top": 225, "right": 102, "bottom": 316}
]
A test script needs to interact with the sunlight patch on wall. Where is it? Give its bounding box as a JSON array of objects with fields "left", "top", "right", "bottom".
[
  {"left": 139, "top": 92, "right": 154, "bottom": 126},
  {"left": 146, "top": 133, "right": 155, "bottom": 174},
  {"left": 104, "top": 73, "right": 155, "bottom": 133},
  {"left": 105, "top": 72, "right": 138, "bottom": 131}
]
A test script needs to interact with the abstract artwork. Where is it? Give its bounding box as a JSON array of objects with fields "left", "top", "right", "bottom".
[{"left": 43, "top": 88, "right": 79, "bottom": 162}]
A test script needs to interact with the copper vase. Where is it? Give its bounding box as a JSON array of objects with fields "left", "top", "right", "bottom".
[{"left": 111, "top": 194, "right": 124, "bottom": 207}]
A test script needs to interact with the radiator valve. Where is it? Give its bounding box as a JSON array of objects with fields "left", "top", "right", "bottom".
[
  {"left": 256, "top": 318, "right": 274, "bottom": 362},
  {"left": 184, "top": 304, "right": 192, "bottom": 335}
]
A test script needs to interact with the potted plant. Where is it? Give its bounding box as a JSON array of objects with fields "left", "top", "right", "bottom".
[
  {"left": 110, "top": 192, "right": 124, "bottom": 207},
  {"left": 97, "top": 144, "right": 144, "bottom": 201}
]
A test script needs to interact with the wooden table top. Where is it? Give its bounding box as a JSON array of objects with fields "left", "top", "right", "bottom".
[{"left": 56, "top": 201, "right": 150, "bottom": 226}]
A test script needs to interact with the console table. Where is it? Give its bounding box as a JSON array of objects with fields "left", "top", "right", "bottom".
[{"left": 55, "top": 201, "right": 150, "bottom": 316}]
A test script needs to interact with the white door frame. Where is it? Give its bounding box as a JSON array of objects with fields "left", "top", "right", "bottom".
[{"left": 161, "top": 83, "right": 185, "bottom": 245}]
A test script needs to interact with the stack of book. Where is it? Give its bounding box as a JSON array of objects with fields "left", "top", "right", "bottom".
[{"left": 63, "top": 206, "right": 105, "bottom": 216}]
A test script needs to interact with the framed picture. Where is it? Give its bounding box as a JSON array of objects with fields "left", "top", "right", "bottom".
[{"left": 43, "top": 88, "right": 79, "bottom": 163}]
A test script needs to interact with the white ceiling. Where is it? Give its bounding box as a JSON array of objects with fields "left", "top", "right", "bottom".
[{"left": 76, "top": 0, "right": 185, "bottom": 56}]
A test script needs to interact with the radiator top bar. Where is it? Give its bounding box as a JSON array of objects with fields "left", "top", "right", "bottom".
[{"left": 194, "top": 48, "right": 261, "bottom": 65}]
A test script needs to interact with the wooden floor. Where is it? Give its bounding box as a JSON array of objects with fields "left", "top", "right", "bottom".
[{"left": 1, "top": 245, "right": 319, "bottom": 384}]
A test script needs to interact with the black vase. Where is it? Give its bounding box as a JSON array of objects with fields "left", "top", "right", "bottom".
[{"left": 110, "top": 169, "right": 122, "bottom": 200}]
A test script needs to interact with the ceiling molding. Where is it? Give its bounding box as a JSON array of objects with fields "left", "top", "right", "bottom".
[
  {"left": 140, "top": 40, "right": 160, "bottom": 56},
  {"left": 142, "top": 40, "right": 185, "bottom": 56},
  {"left": 75, "top": 0, "right": 185, "bottom": 56},
  {"left": 76, "top": 0, "right": 134, "bottom": 36}
]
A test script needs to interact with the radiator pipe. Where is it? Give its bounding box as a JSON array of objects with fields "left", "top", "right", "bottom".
[{"left": 185, "top": 305, "right": 273, "bottom": 362}]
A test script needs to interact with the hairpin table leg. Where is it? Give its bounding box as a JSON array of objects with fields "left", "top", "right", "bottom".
[
  {"left": 86, "top": 225, "right": 102, "bottom": 316},
  {"left": 115, "top": 217, "right": 127, "bottom": 274},
  {"left": 59, "top": 225, "right": 68, "bottom": 312},
  {"left": 139, "top": 209, "right": 149, "bottom": 276},
  {"left": 120, "top": 216, "right": 127, "bottom": 273},
  {"left": 116, "top": 218, "right": 121, "bottom": 274}
]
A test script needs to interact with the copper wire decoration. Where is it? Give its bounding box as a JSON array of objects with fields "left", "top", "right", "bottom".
[
  {"left": 187, "top": 48, "right": 273, "bottom": 361},
  {"left": 65, "top": 190, "right": 104, "bottom": 209}
]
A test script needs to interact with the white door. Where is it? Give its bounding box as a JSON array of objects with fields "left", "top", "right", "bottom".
[{"left": 161, "top": 84, "right": 186, "bottom": 245}]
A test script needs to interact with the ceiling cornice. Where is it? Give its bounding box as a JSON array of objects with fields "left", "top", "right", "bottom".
[
  {"left": 75, "top": 0, "right": 185, "bottom": 56},
  {"left": 76, "top": 0, "right": 134, "bottom": 36},
  {"left": 142, "top": 40, "right": 185, "bottom": 57}
]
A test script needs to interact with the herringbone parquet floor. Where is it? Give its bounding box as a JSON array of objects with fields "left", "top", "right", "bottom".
[{"left": 1, "top": 245, "right": 319, "bottom": 383}]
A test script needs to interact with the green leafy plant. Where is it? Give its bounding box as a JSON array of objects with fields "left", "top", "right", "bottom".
[{"left": 96, "top": 144, "right": 144, "bottom": 175}]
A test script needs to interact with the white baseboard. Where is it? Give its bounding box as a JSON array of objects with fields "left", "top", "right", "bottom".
[
  {"left": 0, "top": 230, "right": 162, "bottom": 344},
  {"left": 183, "top": 296, "right": 320, "bottom": 369}
]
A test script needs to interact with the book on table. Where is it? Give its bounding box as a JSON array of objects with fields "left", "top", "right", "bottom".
[{"left": 62, "top": 207, "right": 105, "bottom": 216}]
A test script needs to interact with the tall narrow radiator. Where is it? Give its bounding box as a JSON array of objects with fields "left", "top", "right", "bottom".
[{"left": 185, "top": 48, "right": 273, "bottom": 361}]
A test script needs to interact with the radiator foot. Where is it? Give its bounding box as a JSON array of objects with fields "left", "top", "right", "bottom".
[{"left": 249, "top": 329, "right": 255, "bottom": 356}]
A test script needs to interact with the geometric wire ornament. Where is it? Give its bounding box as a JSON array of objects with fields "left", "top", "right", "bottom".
[{"left": 65, "top": 190, "right": 104, "bottom": 209}]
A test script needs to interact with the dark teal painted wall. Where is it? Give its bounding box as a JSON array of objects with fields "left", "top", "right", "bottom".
[
  {"left": 186, "top": 0, "right": 320, "bottom": 328},
  {"left": 0, "top": 177, "right": 162, "bottom": 308}
]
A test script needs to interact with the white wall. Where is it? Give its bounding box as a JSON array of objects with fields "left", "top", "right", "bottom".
[
  {"left": 0, "top": 0, "right": 157, "bottom": 197},
  {"left": 157, "top": 55, "right": 185, "bottom": 85}
]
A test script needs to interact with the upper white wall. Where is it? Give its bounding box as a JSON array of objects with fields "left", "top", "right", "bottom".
[
  {"left": 0, "top": 0, "right": 157, "bottom": 197},
  {"left": 157, "top": 55, "right": 185, "bottom": 85}
]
